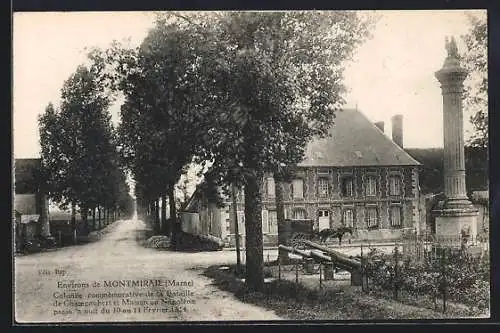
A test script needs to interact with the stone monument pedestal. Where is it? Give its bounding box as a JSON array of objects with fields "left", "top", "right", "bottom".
[{"left": 433, "top": 200, "right": 478, "bottom": 246}]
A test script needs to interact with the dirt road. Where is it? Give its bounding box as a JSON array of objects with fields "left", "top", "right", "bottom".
[{"left": 14, "top": 219, "right": 281, "bottom": 323}]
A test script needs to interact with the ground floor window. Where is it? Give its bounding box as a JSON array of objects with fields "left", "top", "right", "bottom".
[
  {"left": 390, "top": 206, "right": 402, "bottom": 227},
  {"left": 343, "top": 209, "right": 354, "bottom": 228},
  {"left": 366, "top": 207, "right": 378, "bottom": 228},
  {"left": 293, "top": 208, "right": 306, "bottom": 220}
]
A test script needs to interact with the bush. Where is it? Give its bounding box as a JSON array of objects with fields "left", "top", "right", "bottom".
[{"left": 364, "top": 246, "right": 490, "bottom": 311}]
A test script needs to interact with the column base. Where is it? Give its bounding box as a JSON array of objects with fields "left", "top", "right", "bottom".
[{"left": 432, "top": 200, "right": 478, "bottom": 247}]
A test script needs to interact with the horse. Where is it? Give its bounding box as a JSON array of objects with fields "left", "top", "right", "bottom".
[{"left": 313, "top": 226, "right": 353, "bottom": 246}]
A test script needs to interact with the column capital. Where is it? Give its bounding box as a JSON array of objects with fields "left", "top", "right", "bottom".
[{"left": 435, "top": 67, "right": 468, "bottom": 86}]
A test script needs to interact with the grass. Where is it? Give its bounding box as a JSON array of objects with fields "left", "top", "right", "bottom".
[{"left": 203, "top": 263, "right": 486, "bottom": 320}]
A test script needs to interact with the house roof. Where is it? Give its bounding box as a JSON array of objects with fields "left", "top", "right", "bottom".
[{"left": 298, "top": 108, "right": 421, "bottom": 167}]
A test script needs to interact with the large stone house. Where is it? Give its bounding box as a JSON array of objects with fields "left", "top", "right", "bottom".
[{"left": 180, "top": 108, "right": 423, "bottom": 246}]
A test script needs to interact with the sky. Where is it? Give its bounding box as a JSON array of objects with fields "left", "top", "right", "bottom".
[{"left": 13, "top": 9, "right": 487, "bottom": 161}]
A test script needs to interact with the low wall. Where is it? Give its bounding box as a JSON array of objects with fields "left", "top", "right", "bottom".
[{"left": 352, "top": 228, "right": 413, "bottom": 242}]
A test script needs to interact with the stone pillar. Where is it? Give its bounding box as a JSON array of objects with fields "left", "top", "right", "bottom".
[
  {"left": 433, "top": 36, "right": 478, "bottom": 243},
  {"left": 39, "top": 192, "right": 51, "bottom": 237}
]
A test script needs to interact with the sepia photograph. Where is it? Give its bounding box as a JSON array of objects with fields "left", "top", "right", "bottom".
[{"left": 12, "top": 9, "right": 489, "bottom": 323}]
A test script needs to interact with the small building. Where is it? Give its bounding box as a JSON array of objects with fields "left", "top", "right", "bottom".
[
  {"left": 14, "top": 158, "right": 51, "bottom": 244},
  {"left": 180, "top": 108, "right": 423, "bottom": 246}
]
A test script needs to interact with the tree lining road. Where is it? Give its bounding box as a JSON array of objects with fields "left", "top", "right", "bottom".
[{"left": 14, "top": 219, "right": 281, "bottom": 323}]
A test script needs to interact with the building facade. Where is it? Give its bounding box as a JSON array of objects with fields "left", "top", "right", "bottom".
[
  {"left": 14, "top": 158, "right": 51, "bottom": 249},
  {"left": 180, "top": 108, "right": 423, "bottom": 246}
]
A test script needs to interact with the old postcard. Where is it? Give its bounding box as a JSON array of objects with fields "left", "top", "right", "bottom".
[{"left": 12, "top": 10, "right": 490, "bottom": 323}]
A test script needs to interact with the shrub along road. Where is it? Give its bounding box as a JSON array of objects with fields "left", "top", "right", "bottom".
[{"left": 14, "top": 218, "right": 281, "bottom": 323}]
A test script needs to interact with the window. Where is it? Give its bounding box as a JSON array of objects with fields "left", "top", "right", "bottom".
[
  {"left": 389, "top": 176, "right": 402, "bottom": 196},
  {"left": 292, "top": 179, "right": 304, "bottom": 199},
  {"left": 365, "top": 176, "right": 377, "bottom": 196},
  {"left": 268, "top": 210, "right": 277, "bottom": 234},
  {"left": 366, "top": 207, "right": 378, "bottom": 228},
  {"left": 225, "top": 218, "right": 231, "bottom": 232},
  {"left": 390, "top": 206, "right": 402, "bottom": 227},
  {"left": 293, "top": 208, "right": 306, "bottom": 220},
  {"left": 343, "top": 209, "right": 354, "bottom": 228},
  {"left": 267, "top": 177, "right": 275, "bottom": 198},
  {"left": 317, "top": 177, "right": 329, "bottom": 197},
  {"left": 318, "top": 210, "right": 330, "bottom": 217},
  {"left": 262, "top": 210, "right": 269, "bottom": 233},
  {"left": 341, "top": 177, "right": 354, "bottom": 197}
]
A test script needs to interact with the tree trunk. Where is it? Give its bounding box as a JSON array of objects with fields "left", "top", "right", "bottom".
[
  {"left": 71, "top": 203, "right": 77, "bottom": 243},
  {"left": 81, "top": 207, "right": 89, "bottom": 235},
  {"left": 148, "top": 202, "right": 152, "bottom": 224},
  {"left": 71, "top": 202, "right": 76, "bottom": 229},
  {"left": 231, "top": 184, "right": 242, "bottom": 272},
  {"left": 161, "top": 194, "right": 168, "bottom": 235},
  {"left": 98, "top": 206, "right": 102, "bottom": 230},
  {"left": 275, "top": 178, "right": 289, "bottom": 264},
  {"left": 92, "top": 207, "right": 96, "bottom": 229},
  {"left": 169, "top": 187, "right": 179, "bottom": 249},
  {"left": 155, "top": 199, "right": 161, "bottom": 232},
  {"left": 244, "top": 171, "right": 265, "bottom": 292}
]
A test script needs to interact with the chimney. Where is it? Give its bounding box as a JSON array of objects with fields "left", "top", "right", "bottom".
[
  {"left": 391, "top": 115, "right": 403, "bottom": 148},
  {"left": 374, "top": 121, "right": 384, "bottom": 133}
]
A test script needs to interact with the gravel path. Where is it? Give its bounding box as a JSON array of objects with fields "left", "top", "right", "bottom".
[{"left": 14, "top": 218, "right": 281, "bottom": 323}]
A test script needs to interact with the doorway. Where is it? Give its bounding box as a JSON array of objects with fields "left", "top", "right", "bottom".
[{"left": 318, "top": 210, "right": 330, "bottom": 231}]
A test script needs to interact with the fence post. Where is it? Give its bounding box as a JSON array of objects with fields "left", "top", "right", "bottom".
[
  {"left": 58, "top": 230, "right": 62, "bottom": 246},
  {"left": 278, "top": 258, "right": 281, "bottom": 281},
  {"left": 361, "top": 244, "right": 366, "bottom": 292},
  {"left": 441, "top": 250, "right": 447, "bottom": 313},
  {"left": 319, "top": 264, "right": 322, "bottom": 289},
  {"left": 295, "top": 263, "right": 299, "bottom": 284},
  {"left": 394, "top": 244, "right": 399, "bottom": 301}
]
